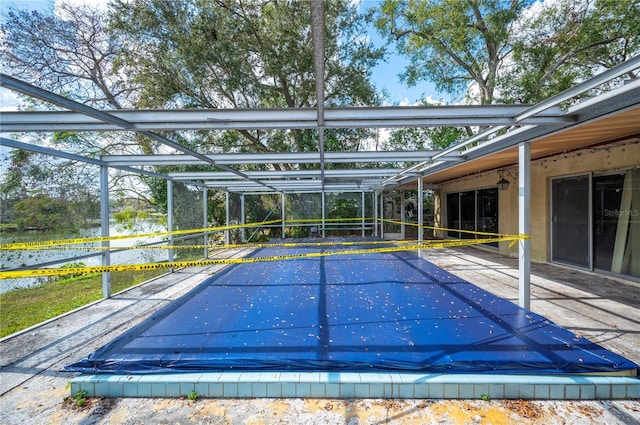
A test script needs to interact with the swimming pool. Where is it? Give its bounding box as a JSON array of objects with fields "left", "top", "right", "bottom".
[{"left": 66, "top": 241, "right": 638, "bottom": 376}]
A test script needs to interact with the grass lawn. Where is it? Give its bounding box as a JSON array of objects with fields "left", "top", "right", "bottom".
[{"left": 0, "top": 269, "right": 167, "bottom": 338}]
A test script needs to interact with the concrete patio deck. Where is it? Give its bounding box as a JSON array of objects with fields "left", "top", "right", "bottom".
[{"left": 1, "top": 245, "right": 638, "bottom": 424}]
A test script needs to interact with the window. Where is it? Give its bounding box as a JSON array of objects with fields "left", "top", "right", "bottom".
[{"left": 446, "top": 188, "right": 499, "bottom": 247}]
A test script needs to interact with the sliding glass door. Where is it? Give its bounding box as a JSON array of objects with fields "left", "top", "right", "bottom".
[
  {"left": 552, "top": 169, "right": 639, "bottom": 279},
  {"left": 478, "top": 188, "right": 499, "bottom": 238},
  {"left": 551, "top": 175, "right": 590, "bottom": 267},
  {"left": 382, "top": 191, "right": 404, "bottom": 239},
  {"left": 593, "top": 173, "right": 625, "bottom": 271},
  {"left": 446, "top": 193, "right": 460, "bottom": 238},
  {"left": 446, "top": 188, "right": 499, "bottom": 247},
  {"left": 593, "top": 170, "right": 640, "bottom": 277}
]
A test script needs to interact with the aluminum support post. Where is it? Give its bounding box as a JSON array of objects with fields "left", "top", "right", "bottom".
[
  {"left": 100, "top": 165, "right": 111, "bottom": 298},
  {"left": 418, "top": 178, "right": 424, "bottom": 244},
  {"left": 225, "top": 191, "right": 230, "bottom": 245},
  {"left": 281, "top": 192, "right": 285, "bottom": 238},
  {"left": 203, "top": 187, "right": 208, "bottom": 259},
  {"left": 240, "top": 194, "right": 245, "bottom": 243},
  {"left": 374, "top": 192, "right": 378, "bottom": 237},
  {"left": 321, "top": 191, "right": 326, "bottom": 238},
  {"left": 361, "top": 191, "right": 366, "bottom": 237},
  {"left": 519, "top": 142, "right": 531, "bottom": 309},
  {"left": 167, "top": 180, "right": 174, "bottom": 265},
  {"left": 380, "top": 192, "right": 385, "bottom": 240}
]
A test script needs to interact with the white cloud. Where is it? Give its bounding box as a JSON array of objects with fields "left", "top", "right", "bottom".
[
  {"left": 53, "top": 0, "right": 108, "bottom": 18},
  {"left": 54, "top": 0, "right": 108, "bottom": 9},
  {"left": 421, "top": 95, "right": 446, "bottom": 106},
  {"left": 0, "top": 88, "right": 20, "bottom": 112},
  {"left": 361, "top": 127, "right": 390, "bottom": 151}
]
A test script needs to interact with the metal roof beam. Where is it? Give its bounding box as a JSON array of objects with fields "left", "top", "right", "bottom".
[
  {"left": 202, "top": 174, "right": 411, "bottom": 192},
  {"left": 0, "top": 106, "right": 570, "bottom": 132},
  {"left": 168, "top": 168, "right": 405, "bottom": 180},
  {"left": 0, "top": 137, "right": 187, "bottom": 182},
  {"left": 514, "top": 54, "right": 640, "bottom": 122},
  {"left": 209, "top": 179, "right": 322, "bottom": 187},
  {"left": 234, "top": 188, "right": 369, "bottom": 194},
  {"left": 100, "top": 150, "right": 459, "bottom": 166},
  {"left": 205, "top": 178, "right": 388, "bottom": 186},
  {"left": 0, "top": 73, "right": 278, "bottom": 192},
  {"left": 212, "top": 183, "right": 369, "bottom": 192}
]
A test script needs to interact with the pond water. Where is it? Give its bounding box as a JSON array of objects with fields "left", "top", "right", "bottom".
[{"left": 0, "top": 219, "right": 169, "bottom": 293}]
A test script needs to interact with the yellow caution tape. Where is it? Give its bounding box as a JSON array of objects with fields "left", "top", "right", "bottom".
[
  {"left": 0, "top": 218, "right": 380, "bottom": 251},
  {"left": 381, "top": 219, "right": 507, "bottom": 238},
  {"left": 4, "top": 240, "right": 412, "bottom": 252},
  {"left": 1, "top": 216, "right": 528, "bottom": 252},
  {"left": 217, "top": 239, "right": 424, "bottom": 250},
  {"left": 22, "top": 238, "right": 422, "bottom": 251},
  {"left": 0, "top": 217, "right": 377, "bottom": 251},
  {"left": 0, "top": 235, "right": 526, "bottom": 280},
  {"left": 0, "top": 219, "right": 283, "bottom": 250}
]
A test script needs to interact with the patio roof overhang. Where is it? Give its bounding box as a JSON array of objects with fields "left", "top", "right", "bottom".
[{"left": 404, "top": 81, "right": 640, "bottom": 188}]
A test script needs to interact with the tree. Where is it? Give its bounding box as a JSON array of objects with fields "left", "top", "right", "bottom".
[
  {"left": 108, "top": 0, "right": 383, "bottom": 159},
  {"left": 499, "top": 0, "right": 640, "bottom": 103},
  {"left": 1, "top": 0, "right": 158, "bottom": 204},
  {"left": 384, "top": 125, "right": 468, "bottom": 151},
  {"left": 373, "top": 0, "right": 639, "bottom": 107},
  {"left": 381, "top": 98, "right": 469, "bottom": 163},
  {"left": 0, "top": 149, "right": 100, "bottom": 230},
  {"left": 1, "top": 2, "right": 133, "bottom": 109},
  {"left": 372, "top": 0, "right": 530, "bottom": 105}
]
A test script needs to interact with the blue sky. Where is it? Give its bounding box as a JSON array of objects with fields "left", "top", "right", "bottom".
[
  {"left": 0, "top": 0, "right": 53, "bottom": 20},
  {"left": 359, "top": 1, "right": 450, "bottom": 105},
  {"left": 0, "top": 0, "right": 450, "bottom": 108}
]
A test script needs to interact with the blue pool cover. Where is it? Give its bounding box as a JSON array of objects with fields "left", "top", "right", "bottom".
[{"left": 66, "top": 241, "right": 638, "bottom": 375}]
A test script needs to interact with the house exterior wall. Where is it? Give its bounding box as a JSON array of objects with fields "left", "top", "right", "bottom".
[{"left": 435, "top": 138, "right": 640, "bottom": 263}]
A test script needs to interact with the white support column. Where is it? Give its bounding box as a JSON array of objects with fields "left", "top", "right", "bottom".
[
  {"left": 203, "top": 187, "right": 208, "bottom": 259},
  {"left": 321, "top": 191, "right": 326, "bottom": 238},
  {"left": 418, "top": 178, "right": 424, "bottom": 244},
  {"left": 225, "top": 191, "right": 230, "bottom": 245},
  {"left": 167, "top": 179, "right": 174, "bottom": 265},
  {"left": 519, "top": 142, "right": 531, "bottom": 310},
  {"left": 281, "top": 192, "right": 285, "bottom": 238},
  {"left": 400, "top": 190, "right": 406, "bottom": 239},
  {"left": 100, "top": 165, "right": 111, "bottom": 298},
  {"left": 361, "top": 191, "right": 366, "bottom": 237},
  {"left": 374, "top": 192, "right": 378, "bottom": 237},
  {"left": 240, "top": 193, "right": 246, "bottom": 243},
  {"left": 380, "top": 191, "right": 385, "bottom": 240}
]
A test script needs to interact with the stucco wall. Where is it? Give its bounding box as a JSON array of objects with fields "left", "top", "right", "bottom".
[{"left": 436, "top": 138, "right": 640, "bottom": 263}]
